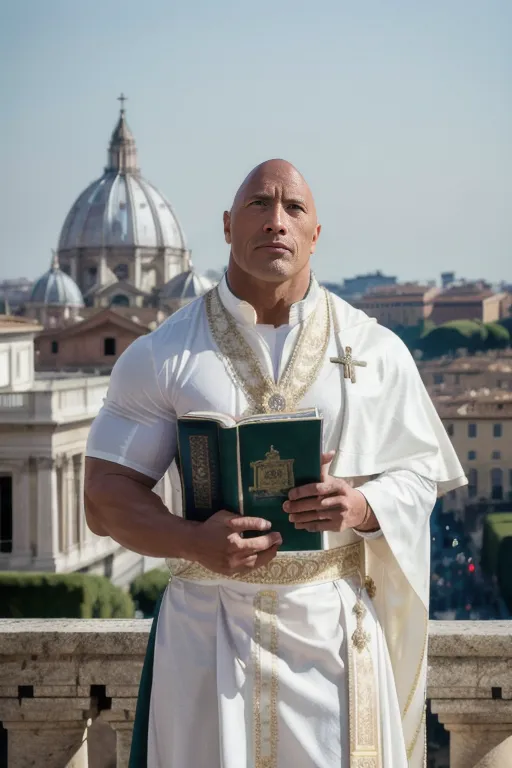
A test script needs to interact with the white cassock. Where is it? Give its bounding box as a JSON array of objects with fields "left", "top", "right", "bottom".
[{"left": 86, "top": 275, "right": 466, "bottom": 768}]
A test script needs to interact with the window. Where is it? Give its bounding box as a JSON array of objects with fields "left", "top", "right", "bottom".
[
  {"left": 433, "top": 374, "right": 444, "bottom": 385},
  {"left": 467, "top": 468, "right": 478, "bottom": 498},
  {"left": 110, "top": 294, "right": 130, "bottom": 307},
  {"left": 492, "top": 451, "right": 501, "bottom": 461},
  {"left": 0, "top": 475, "right": 13, "bottom": 553},
  {"left": 104, "top": 337, "right": 116, "bottom": 356},
  {"left": 446, "top": 423, "right": 454, "bottom": 437},
  {"left": 51, "top": 340, "right": 59, "bottom": 354},
  {"left": 491, "top": 468, "right": 503, "bottom": 501},
  {"left": 493, "top": 423, "right": 502, "bottom": 438},
  {"left": 454, "top": 374, "right": 460, "bottom": 385},
  {"left": 468, "top": 423, "right": 477, "bottom": 438},
  {"left": 113, "top": 263, "right": 129, "bottom": 281},
  {"left": 468, "top": 451, "right": 477, "bottom": 460}
]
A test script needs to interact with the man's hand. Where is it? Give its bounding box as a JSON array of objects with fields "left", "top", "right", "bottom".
[
  {"left": 190, "top": 510, "right": 282, "bottom": 576},
  {"left": 283, "top": 452, "right": 369, "bottom": 533}
]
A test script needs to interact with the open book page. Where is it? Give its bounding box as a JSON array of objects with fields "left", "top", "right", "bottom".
[
  {"left": 237, "top": 408, "right": 319, "bottom": 425},
  {"left": 180, "top": 407, "right": 319, "bottom": 428},
  {"left": 179, "top": 411, "right": 236, "bottom": 427}
]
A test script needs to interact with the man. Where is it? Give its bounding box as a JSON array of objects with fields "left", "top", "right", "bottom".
[{"left": 85, "top": 159, "right": 466, "bottom": 768}]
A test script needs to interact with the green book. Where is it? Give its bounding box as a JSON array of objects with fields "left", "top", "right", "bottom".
[{"left": 176, "top": 408, "right": 324, "bottom": 551}]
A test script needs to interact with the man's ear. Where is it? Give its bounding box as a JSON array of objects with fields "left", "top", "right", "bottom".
[
  {"left": 310, "top": 223, "right": 322, "bottom": 254},
  {"left": 223, "top": 211, "right": 231, "bottom": 245}
]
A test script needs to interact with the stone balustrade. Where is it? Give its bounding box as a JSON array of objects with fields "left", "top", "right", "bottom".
[{"left": 0, "top": 619, "right": 511, "bottom": 767}]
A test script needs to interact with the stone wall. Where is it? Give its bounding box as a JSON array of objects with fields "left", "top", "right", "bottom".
[{"left": 0, "top": 619, "right": 511, "bottom": 767}]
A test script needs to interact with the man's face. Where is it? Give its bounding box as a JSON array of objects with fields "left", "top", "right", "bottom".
[{"left": 224, "top": 162, "right": 321, "bottom": 282}]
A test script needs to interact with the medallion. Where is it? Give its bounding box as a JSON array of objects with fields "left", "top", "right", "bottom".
[{"left": 267, "top": 393, "right": 287, "bottom": 412}]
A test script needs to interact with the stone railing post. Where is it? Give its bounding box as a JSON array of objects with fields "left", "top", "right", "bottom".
[
  {"left": 0, "top": 687, "right": 93, "bottom": 768},
  {"left": 0, "top": 619, "right": 149, "bottom": 768},
  {"left": 429, "top": 621, "right": 512, "bottom": 768}
]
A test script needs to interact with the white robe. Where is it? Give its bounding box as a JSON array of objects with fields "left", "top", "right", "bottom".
[{"left": 86, "top": 275, "right": 466, "bottom": 768}]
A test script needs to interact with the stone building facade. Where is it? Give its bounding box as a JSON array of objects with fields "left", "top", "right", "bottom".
[
  {"left": 354, "top": 284, "right": 439, "bottom": 327},
  {"left": 0, "top": 316, "right": 168, "bottom": 584}
]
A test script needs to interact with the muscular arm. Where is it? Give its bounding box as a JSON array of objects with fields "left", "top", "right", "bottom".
[
  {"left": 84, "top": 334, "right": 281, "bottom": 574},
  {"left": 84, "top": 458, "right": 197, "bottom": 559}
]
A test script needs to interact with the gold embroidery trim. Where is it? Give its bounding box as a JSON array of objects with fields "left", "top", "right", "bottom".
[
  {"left": 348, "top": 592, "right": 381, "bottom": 768},
  {"left": 204, "top": 284, "right": 331, "bottom": 414},
  {"left": 402, "top": 608, "right": 428, "bottom": 719},
  {"left": 167, "top": 542, "right": 363, "bottom": 586},
  {"left": 253, "top": 590, "right": 279, "bottom": 768},
  {"left": 406, "top": 704, "right": 426, "bottom": 762},
  {"left": 188, "top": 435, "right": 212, "bottom": 509}
]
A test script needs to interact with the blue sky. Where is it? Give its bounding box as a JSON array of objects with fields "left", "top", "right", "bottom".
[{"left": 1, "top": 0, "right": 510, "bottom": 283}]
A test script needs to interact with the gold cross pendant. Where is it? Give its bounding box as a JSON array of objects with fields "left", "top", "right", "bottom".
[{"left": 330, "top": 346, "right": 367, "bottom": 383}]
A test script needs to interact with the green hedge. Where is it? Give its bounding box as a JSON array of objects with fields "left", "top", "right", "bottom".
[
  {"left": 481, "top": 514, "right": 512, "bottom": 613},
  {"left": 0, "top": 572, "right": 135, "bottom": 618},
  {"left": 129, "top": 568, "right": 169, "bottom": 617}
]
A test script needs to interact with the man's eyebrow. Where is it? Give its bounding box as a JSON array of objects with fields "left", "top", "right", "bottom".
[
  {"left": 245, "top": 192, "right": 274, "bottom": 202},
  {"left": 245, "top": 192, "right": 308, "bottom": 206},
  {"left": 286, "top": 196, "right": 307, "bottom": 207}
]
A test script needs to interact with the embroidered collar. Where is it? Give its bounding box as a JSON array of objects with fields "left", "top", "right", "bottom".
[{"left": 217, "top": 273, "right": 321, "bottom": 327}]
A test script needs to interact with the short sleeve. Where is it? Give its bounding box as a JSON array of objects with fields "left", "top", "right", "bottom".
[{"left": 86, "top": 335, "right": 177, "bottom": 481}]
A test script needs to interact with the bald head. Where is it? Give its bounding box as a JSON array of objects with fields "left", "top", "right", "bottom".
[
  {"left": 231, "top": 159, "right": 316, "bottom": 217},
  {"left": 224, "top": 159, "right": 321, "bottom": 285}
]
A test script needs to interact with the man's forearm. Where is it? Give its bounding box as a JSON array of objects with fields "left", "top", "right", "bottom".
[{"left": 85, "top": 475, "right": 197, "bottom": 559}]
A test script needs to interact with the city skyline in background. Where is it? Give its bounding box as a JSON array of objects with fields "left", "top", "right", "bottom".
[{"left": 1, "top": 0, "right": 511, "bottom": 284}]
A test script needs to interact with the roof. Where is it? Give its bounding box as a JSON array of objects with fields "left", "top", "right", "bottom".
[
  {"left": 432, "top": 290, "right": 507, "bottom": 305},
  {"left": 357, "top": 285, "right": 439, "bottom": 304},
  {"left": 419, "top": 353, "right": 512, "bottom": 375},
  {"left": 0, "top": 315, "right": 43, "bottom": 334},
  {"left": 58, "top": 103, "right": 187, "bottom": 252},
  {"left": 434, "top": 388, "right": 512, "bottom": 418},
  {"left": 37, "top": 308, "right": 151, "bottom": 340},
  {"left": 160, "top": 268, "right": 213, "bottom": 300},
  {"left": 29, "top": 252, "right": 84, "bottom": 307}
]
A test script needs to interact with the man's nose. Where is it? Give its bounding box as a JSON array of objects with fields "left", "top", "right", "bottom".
[{"left": 264, "top": 204, "right": 287, "bottom": 234}]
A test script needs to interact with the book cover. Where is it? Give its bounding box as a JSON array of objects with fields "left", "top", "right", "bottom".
[{"left": 177, "top": 409, "right": 323, "bottom": 551}]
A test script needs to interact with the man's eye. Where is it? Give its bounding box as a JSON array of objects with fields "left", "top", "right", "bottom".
[
  {"left": 288, "top": 204, "right": 304, "bottom": 211},
  {"left": 250, "top": 200, "right": 265, "bottom": 206}
]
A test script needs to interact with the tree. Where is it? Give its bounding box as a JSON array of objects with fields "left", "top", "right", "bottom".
[
  {"left": 498, "top": 316, "right": 512, "bottom": 341},
  {"left": 484, "top": 323, "right": 510, "bottom": 350},
  {"left": 419, "top": 320, "right": 488, "bottom": 358}
]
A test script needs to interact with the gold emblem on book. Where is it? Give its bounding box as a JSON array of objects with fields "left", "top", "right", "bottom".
[{"left": 249, "top": 446, "right": 295, "bottom": 498}]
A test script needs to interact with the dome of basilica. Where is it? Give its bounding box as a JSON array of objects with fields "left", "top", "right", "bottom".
[
  {"left": 58, "top": 98, "right": 187, "bottom": 253},
  {"left": 30, "top": 252, "right": 84, "bottom": 307},
  {"left": 160, "top": 267, "right": 214, "bottom": 300}
]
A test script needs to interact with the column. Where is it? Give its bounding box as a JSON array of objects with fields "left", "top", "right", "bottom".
[
  {"left": 70, "top": 252, "right": 78, "bottom": 283},
  {"left": 10, "top": 460, "right": 31, "bottom": 567},
  {"left": 77, "top": 453, "right": 85, "bottom": 549},
  {"left": 429, "top": 621, "right": 512, "bottom": 768},
  {"left": 65, "top": 455, "right": 75, "bottom": 552},
  {"left": 5, "top": 723, "right": 89, "bottom": 768},
  {"left": 34, "top": 457, "right": 60, "bottom": 569},
  {"left": 134, "top": 249, "right": 142, "bottom": 290},
  {"left": 99, "top": 249, "right": 107, "bottom": 288}
]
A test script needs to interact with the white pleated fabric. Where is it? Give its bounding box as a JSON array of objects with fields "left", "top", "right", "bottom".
[{"left": 147, "top": 572, "right": 407, "bottom": 768}]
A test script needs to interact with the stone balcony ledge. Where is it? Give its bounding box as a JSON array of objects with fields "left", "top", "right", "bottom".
[{"left": 1, "top": 619, "right": 511, "bottom": 767}]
